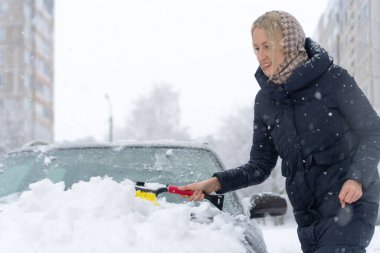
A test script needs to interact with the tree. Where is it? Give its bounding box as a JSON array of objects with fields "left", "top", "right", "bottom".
[
  {"left": 117, "top": 84, "right": 190, "bottom": 141},
  {"left": 213, "top": 106, "right": 254, "bottom": 169}
]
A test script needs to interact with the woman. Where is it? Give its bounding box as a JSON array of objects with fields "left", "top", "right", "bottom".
[{"left": 180, "top": 11, "right": 380, "bottom": 252}]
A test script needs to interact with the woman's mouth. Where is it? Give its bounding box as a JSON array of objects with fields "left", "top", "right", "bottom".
[{"left": 261, "top": 63, "right": 271, "bottom": 72}]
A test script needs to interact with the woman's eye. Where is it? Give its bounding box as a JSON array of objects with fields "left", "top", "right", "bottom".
[{"left": 254, "top": 48, "right": 259, "bottom": 53}]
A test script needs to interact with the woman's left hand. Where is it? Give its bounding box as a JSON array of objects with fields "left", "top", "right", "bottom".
[{"left": 338, "top": 179, "right": 363, "bottom": 208}]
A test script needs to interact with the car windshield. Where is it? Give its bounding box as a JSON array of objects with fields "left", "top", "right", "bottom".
[{"left": 0, "top": 145, "right": 243, "bottom": 214}]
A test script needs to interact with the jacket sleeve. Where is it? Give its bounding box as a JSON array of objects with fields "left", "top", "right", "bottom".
[
  {"left": 213, "top": 95, "right": 278, "bottom": 194},
  {"left": 334, "top": 68, "right": 380, "bottom": 189}
]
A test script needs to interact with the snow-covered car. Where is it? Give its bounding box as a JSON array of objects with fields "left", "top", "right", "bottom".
[{"left": 0, "top": 141, "right": 286, "bottom": 253}]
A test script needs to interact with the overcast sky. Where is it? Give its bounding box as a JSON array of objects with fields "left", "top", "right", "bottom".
[{"left": 54, "top": 0, "right": 330, "bottom": 142}]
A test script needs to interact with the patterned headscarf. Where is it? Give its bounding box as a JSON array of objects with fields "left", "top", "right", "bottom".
[{"left": 255, "top": 11, "right": 309, "bottom": 84}]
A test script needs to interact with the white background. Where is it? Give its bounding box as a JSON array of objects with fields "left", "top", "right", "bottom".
[{"left": 54, "top": 0, "right": 330, "bottom": 142}]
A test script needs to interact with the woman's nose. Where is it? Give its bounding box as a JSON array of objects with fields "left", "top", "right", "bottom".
[{"left": 257, "top": 50, "right": 266, "bottom": 62}]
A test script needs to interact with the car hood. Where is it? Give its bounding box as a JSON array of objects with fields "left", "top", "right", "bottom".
[{"left": 0, "top": 177, "right": 267, "bottom": 253}]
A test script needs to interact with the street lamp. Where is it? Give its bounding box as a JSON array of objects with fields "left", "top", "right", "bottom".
[{"left": 104, "top": 94, "right": 113, "bottom": 142}]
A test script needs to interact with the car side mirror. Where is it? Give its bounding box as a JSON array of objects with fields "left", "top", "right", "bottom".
[{"left": 249, "top": 193, "right": 287, "bottom": 219}]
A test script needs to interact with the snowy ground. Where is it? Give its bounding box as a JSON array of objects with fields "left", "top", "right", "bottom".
[
  {"left": 0, "top": 177, "right": 379, "bottom": 253},
  {"left": 261, "top": 224, "right": 380, "bottom": 252}
]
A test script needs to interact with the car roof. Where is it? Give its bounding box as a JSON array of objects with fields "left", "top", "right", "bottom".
[
  {"left": 13, "top": 140, "right": 210, "bottom": 151},
  {"left": 8, "top": 140, "right": 225, "bottom": 167}
]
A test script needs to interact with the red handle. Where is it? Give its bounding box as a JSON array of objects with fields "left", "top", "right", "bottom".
[{"left": 167, "top": 186, "right": 194, "bottom": 196}]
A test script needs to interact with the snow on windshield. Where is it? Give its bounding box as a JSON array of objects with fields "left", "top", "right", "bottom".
[{"left": 0, "top": 177, "right": 247, "bottom": 253}]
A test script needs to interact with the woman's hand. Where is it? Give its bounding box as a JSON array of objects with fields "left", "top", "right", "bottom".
[
  {"left": 338, "top": 179, "right": 363, "bottom": 208},
  {"left": 178, "top": 177, "right": 221, "bottom": 202}
]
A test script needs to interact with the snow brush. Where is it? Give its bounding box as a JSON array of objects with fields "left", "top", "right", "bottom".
[{"left": 134, "top": 181, "right": 224, "bottom": 210}]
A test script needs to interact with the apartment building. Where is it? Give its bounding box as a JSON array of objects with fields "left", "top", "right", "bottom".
[
  {"left": 0, "top": 0, "right": 54, "bottom": 151},
  {"left": 315, "top": 0, "right": 380, "bottom": 112}
]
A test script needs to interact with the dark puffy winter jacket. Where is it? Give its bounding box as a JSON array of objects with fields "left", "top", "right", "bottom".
[{"left": 214, "top": 38, "right": 380, "bottom": 210}]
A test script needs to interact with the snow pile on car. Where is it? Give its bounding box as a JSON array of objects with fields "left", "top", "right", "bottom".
[{"left": 0, "top": 177, "right": 247, "bottom": 253}]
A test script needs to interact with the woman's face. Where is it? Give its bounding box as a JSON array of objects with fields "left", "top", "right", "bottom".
[{"left": 252, "top": 27, "right": 285, "bottom": 77}]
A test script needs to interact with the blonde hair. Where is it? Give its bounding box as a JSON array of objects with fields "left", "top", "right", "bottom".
[{"left": 251, "top": 12, "right": 283, "bottom": 80}]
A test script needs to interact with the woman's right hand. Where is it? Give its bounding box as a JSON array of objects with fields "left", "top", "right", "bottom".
[{"left": 178, "top": 177, "right": 222, "bottom": 202}]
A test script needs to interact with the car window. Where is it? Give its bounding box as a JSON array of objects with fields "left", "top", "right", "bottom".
[
  {"left": 0, "top": 146, "right": 243, "bottom": 215},
  {"left": 0, "top": 164, "right": 30, "bottom": 196}
]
